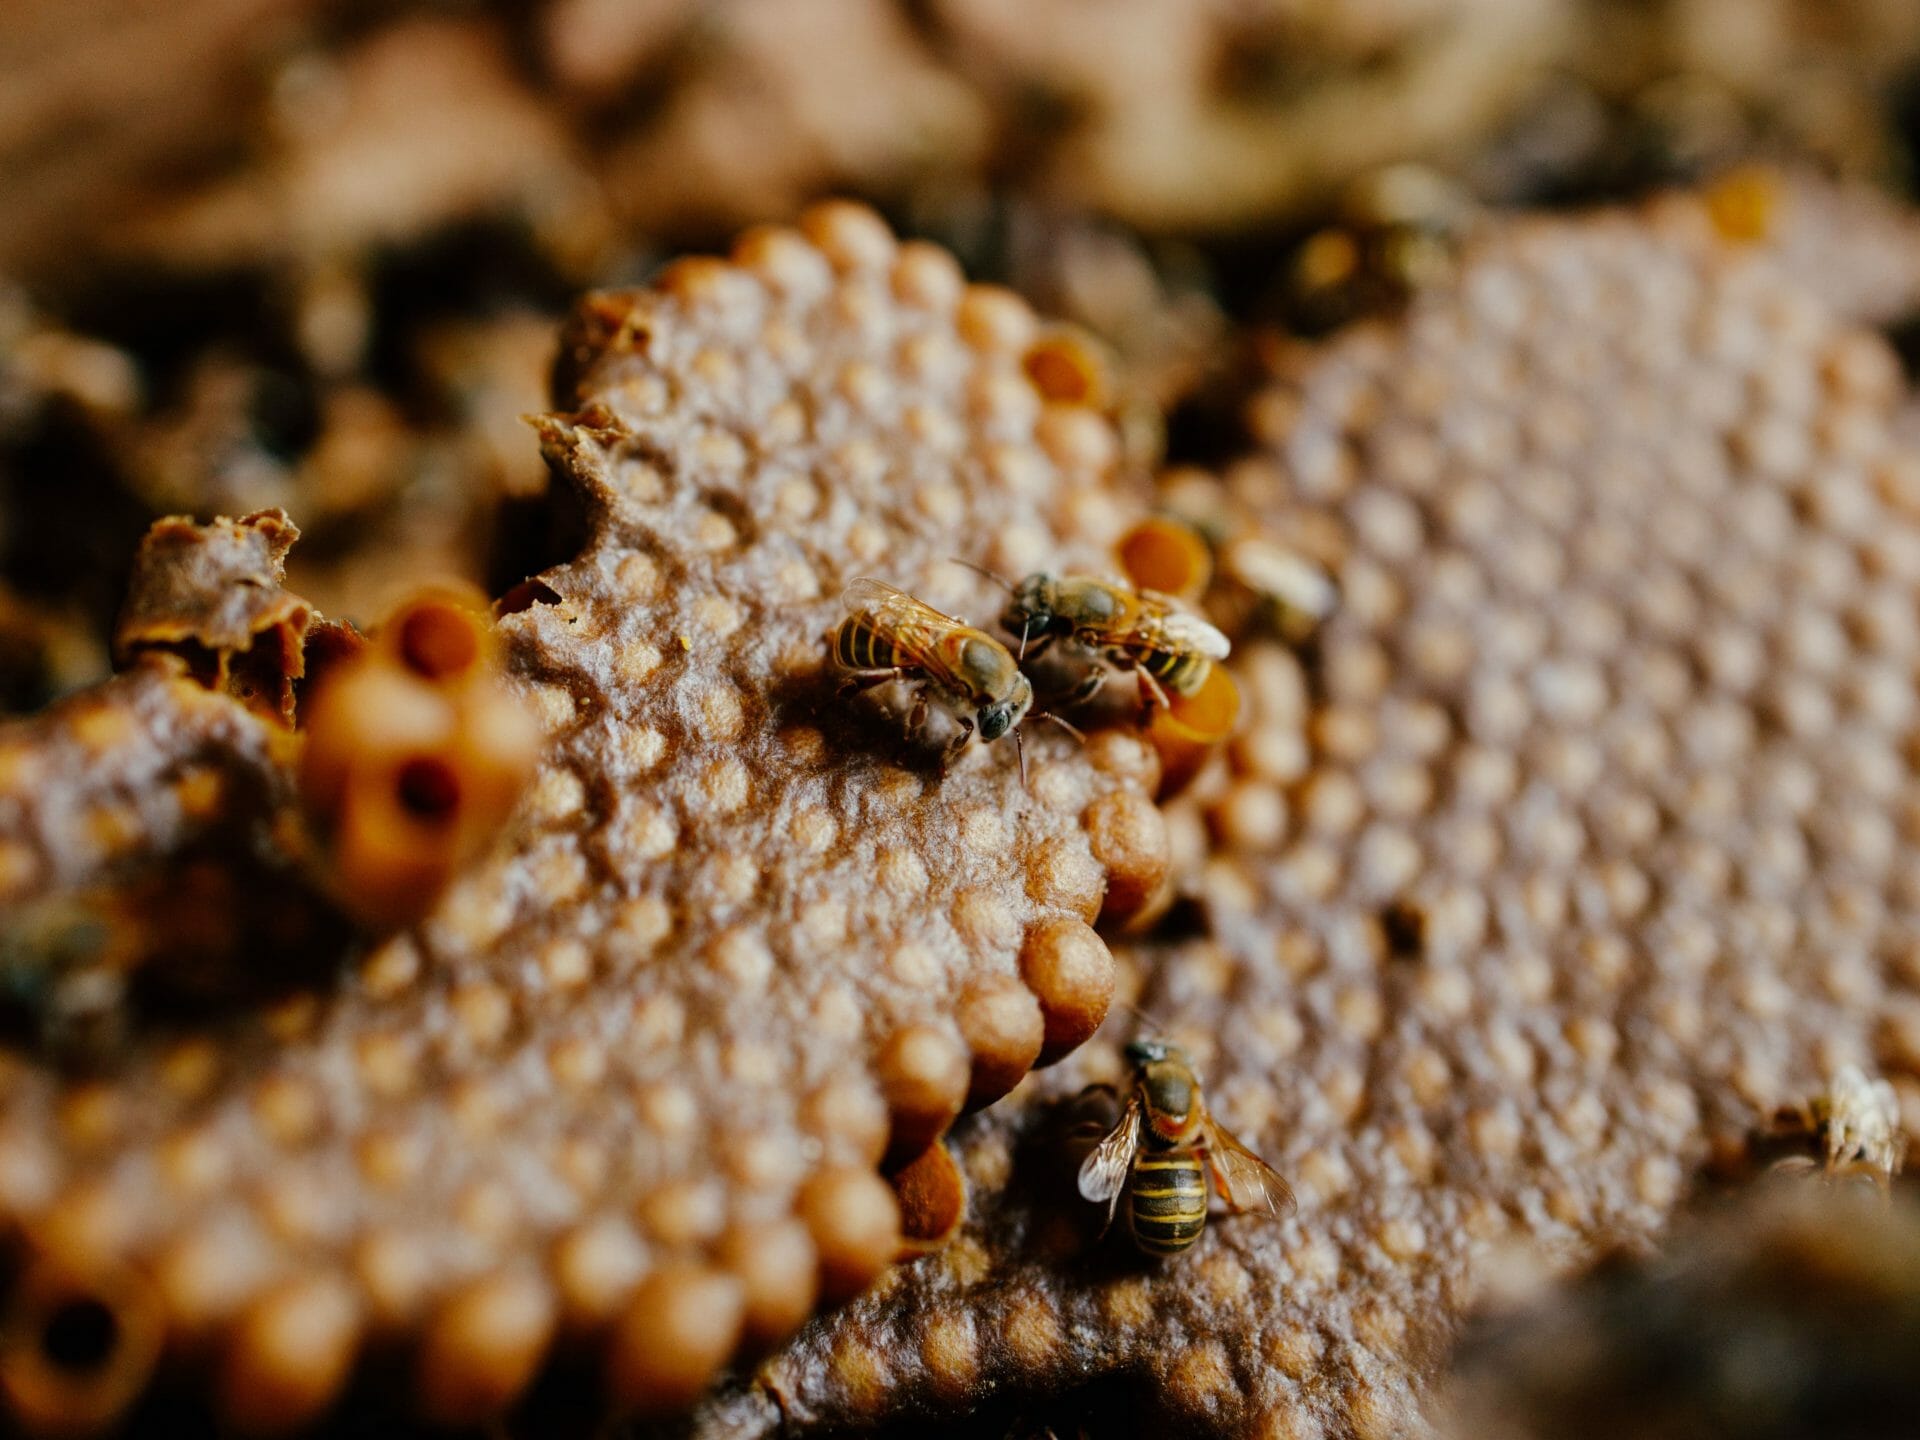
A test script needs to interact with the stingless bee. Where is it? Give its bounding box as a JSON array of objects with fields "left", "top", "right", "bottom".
[
  {"left": 994, "top": 572, "right": 1231, "bottom": 714},
  {"left": 1078, "top": 1038, "right": 1294, "bottom": 1256},
  {"left": 1766, "top": 1065, "right": 1907, "bottom": 1194},
  {"left": 1218, "top": 536, "right": 1338, "bottom": 644},
  {"left": 832, "top": 578, "right": 1034, "bottom": 772}
]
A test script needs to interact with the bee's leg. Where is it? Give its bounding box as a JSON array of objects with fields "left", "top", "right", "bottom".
[
  {"left": 1062, "top": 664, "right": 1108, "bottom": 708},
  {"left": 836, "top": 667, "right": 908, "bottom": 699},
  {"left": 939, "top": 715, "right": 976, "bottom": 774},
  {"left": 904, "top": 690, "right": 929, "bottom": 741},
  {"left": 1134, "top": 666, "right": 1171, "bottom": 725}
]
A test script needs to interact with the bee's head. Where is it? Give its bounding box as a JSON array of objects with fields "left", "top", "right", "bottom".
[
  {"left": 976, "top": 669, "right": 1033, "bottom": 742},
  {"left": 1001, "top": 574, "right": 1058, "bottom": 643},
  {"left": 1124, "top": 1038, "right": 1171, "bottom": 1068}
]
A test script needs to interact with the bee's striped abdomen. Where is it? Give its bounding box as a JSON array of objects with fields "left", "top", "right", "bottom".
[
  {"left": 834, "top": 615, "right": 903, "bottom": 672},
  {"left": 1129, "top": 1150, "right": 1208, "bottom": 1255},
  {"left": 1143, "top": 647, "right": 1212, "bottom": 697}
]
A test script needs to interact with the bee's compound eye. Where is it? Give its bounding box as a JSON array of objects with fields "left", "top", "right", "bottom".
[
  {"left": 977, "top": 704, "right": 1012, "bottom": 741},
  {"left": 1009, "top": 579, "right": 1050, "bottom": 626}
]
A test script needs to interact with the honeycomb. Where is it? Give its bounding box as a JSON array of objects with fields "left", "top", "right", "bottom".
[
  {"left": 924, "top": 0, "right": 1572, "bottom": 230},
  {"left": 1687, "top": 168, "right": 1920, "bottom": 332},
  {"left": 0, "top": 204, "right": 1168, "bottom": 1430},
  {"left": 107, "top": 16, "right": 592, "bottom": 280},
  {"left": 1569, "top": 0, "right": 1920, "bottom": 172},
  {"left": 0, "top": 657, "right": 330, "bottom": 1053},
  {"left": 590, "top": 0, "right": 989, "bottom": 239},
  {"left": 0, "top": 665, "right": 300, "bottom": 916},
  {"left": 8, "top": 2, "right": 1588, "bottom": 289},
  {"left": 0, "top": 0, "right": 314, "bottom": 277},
  {"left": 113, "top": 509, "right": 311, "bottom": 722},
  {"left": 299, "top": 586, "right": 540, "bottom": 933},
  {"left": 677, "top": 196, "right": 1920, "bottom": 1436}
]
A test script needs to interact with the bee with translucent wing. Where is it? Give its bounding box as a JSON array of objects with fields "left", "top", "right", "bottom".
[
  {"left": 991, "top": 571, "right": 1231, "bottom": 716},
  {"left": 832, "top": 579, "right": 1034, "bottom": 772},
  {"left": 1768, "top": 1065, "right": 1907, "bottom": 1195},
  {"left": 1078, "top": 1038, "right": 1293, "bottom": 1256},
  {"left": 1220, "top": 536, "right": 1337, "bottom": 643}
]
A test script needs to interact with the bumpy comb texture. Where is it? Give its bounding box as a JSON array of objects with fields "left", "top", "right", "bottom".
[
  {"left": 0, "top": 203, "right": 1171, "bottom": 1430},
  {"left": 678, "top": 195, "right": 1920, "bottom": 1437}
]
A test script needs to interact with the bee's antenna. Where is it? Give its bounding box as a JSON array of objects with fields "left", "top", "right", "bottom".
[
  {"left": 1014, "top": 726, "right": 1029, "bottom": 791},
  {"left": 1018, "top": 618, "right": 1031, "bottom": 662},
  {"left": 1036, "top": 711, "right": 1086, "bottom": 744},
  {"left": 1112, "top": 996, "right": 1170, "bottom": 1036},
  {"left": 950, "top": 557, "right": 1015, "bottom": 593}
]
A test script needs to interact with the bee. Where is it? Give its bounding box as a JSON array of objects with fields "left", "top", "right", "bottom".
[
  {"left": 1283, "top": 164, "right": 1477, "bottom": 334},
  {"left": 998, "top": 573, "right": 1231, "bottom": 713},
  {"left": 1766, "top": 1065, "right": 1907, "bottom": 1194},
  {"left": 832, "top": 579, "right": 1034, "bottom": 771},
  {"left": 1078, "top": 1038, "right": 1294, "bottom": 1256},
  {"left": 1217, "top": 537, "right": 1337, "bottom": 645}
]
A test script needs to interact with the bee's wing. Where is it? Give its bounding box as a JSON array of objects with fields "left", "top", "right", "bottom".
[
  {"left": 1159, "top": 609, "right": 1232, "bottom": 661},
  {"left": 1224, "top": 540, "right": 1337, "bottom": 621},
  {"left": 1831, "top": 1073, "right": 1904, "bottom": 1175},
  {"left": 1077, "top": 1094, "right": 1142, "bottom": 1220},
  {"left": 841, "top": 579, "right": 969, "bottom": 677},
  {"left": 1200, "top": 1111, "right": 1295, "bottom": 1217},
  {"left": 843, "top": 577, "right": 929, "bottom": 618}
]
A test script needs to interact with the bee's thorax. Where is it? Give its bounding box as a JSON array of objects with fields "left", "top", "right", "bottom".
[{"left": 1140, "top": 1062, "right": 1200, "bottom": 1146}]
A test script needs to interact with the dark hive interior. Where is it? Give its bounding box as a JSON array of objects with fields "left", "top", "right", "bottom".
[{"left": 3, "top": 4, "right": 1920, "bottom": 1438}]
